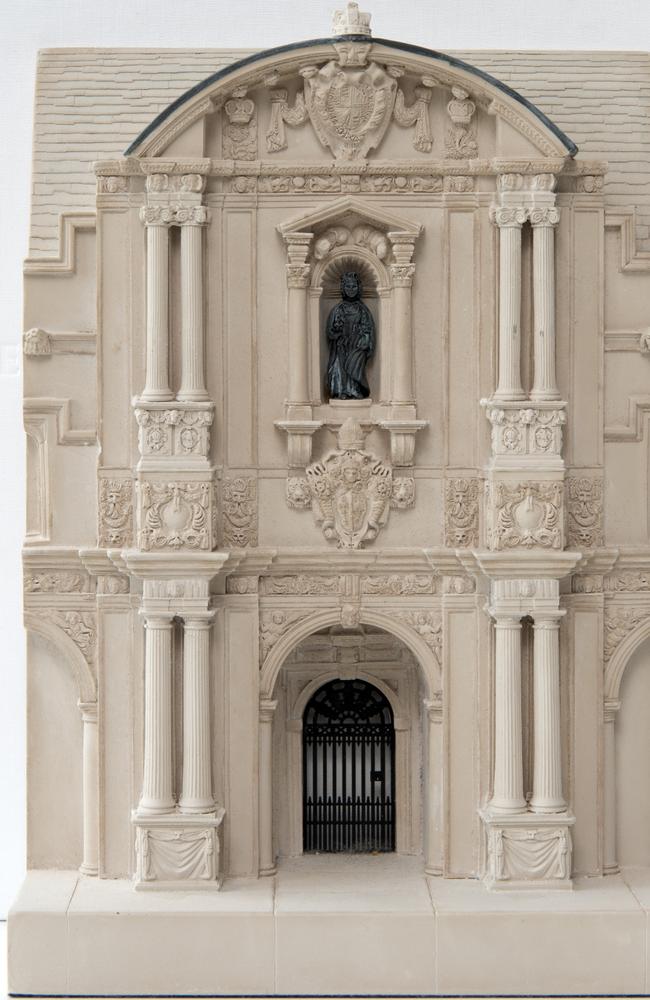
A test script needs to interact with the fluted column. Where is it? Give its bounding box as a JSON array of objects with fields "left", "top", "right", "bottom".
[
  {"left": 603, "top": 698, "right": 621, "bottom": 874},
  {"left": 179, "top": 613, "right": 215, "bottom": 813},
  {"left": 389, "top": 237, "right": 416, "bottom": 405},
  {"left": 139, "top": 612, "right": 175, "bottom": 814},
  {"left": 285, "top": 233, "right": 313, "bottom": 406},
  {"left": 140, "top": 215, "right": 172, "bottom": 401},
  {"left": 530, "top": 612, "right": 566, "bottom": 812},
  {"left": 259, "top": 698, "right": 278, "bottom": 876},
  {"left": 178, "top": 215, "right": 209, "bottom": 401},
  {"left": 424, "top": 698, "right": 443, "bottom": 874},
  {"left": 491, "top": 207, "right": 527, "bottom": 401},
  {"left": 490, "top": 613, "right": 526, "bottom": 813},
  {"left": 531, "top": 207, "right": 561, "bottom": 401},
  {"left": 78, "top": 700, "right": 99, "bottom": 875}
]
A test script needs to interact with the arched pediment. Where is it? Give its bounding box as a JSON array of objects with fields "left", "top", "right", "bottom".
[{"left": 125, "top": 35, "right": 578, "bottom": 162}]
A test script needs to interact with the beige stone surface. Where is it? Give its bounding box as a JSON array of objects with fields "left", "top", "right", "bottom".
[{"left": 14, "top": 4, "right": 650, "bottom": 993}]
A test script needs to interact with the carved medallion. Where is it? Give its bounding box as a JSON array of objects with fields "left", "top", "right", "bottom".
[
  {"left": 301, "top": 59, "right": 397, "bottom": 160},
  {"left": 304, "top": 419, "right": 392, "bottom": 548}
]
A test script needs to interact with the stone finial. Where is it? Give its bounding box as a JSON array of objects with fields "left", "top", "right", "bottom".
[{"left": 332, "top": 2, "right": 372, "bottom": 36}]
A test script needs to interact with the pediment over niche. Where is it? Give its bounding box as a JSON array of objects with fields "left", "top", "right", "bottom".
[
  {"left": 125, "top": 36, "right": 578, "bottom": 163},
  {"left": 278, "top": 196, "right": 422, "bottom": 240}
]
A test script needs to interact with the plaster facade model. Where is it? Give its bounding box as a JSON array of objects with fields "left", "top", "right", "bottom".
[{"left": 9, "top": 4, "right": 650, "bottom": 994}]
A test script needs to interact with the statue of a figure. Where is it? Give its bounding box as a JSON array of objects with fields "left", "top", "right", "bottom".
[{"left": 325, "top": 272, "right": 375, "bottom": 400}]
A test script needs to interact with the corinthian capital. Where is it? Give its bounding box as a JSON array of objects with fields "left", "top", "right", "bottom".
[
  {"left": 529, "top": 206, "right": 561, "bottom": 227},
  {"left": 140, "top": 205, "right": 210, "bottom": 227},
  {"left": 489, "top": 205, "right": 528, "bottom": 228}
]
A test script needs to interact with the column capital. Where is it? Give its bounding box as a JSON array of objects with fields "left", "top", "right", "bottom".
[
  {"left": 489, "top": 204, "right": 528, "bottom": 228},
  {"left": 604, "top": 698, "right": 621, "bottom": 723},
  {"left": 139, "top": 610, "right": 175, "bottom": 628},
  {"left": 424, "top": 696, "right": 443, "bottom": 723},
  {"left": 529, "top": 206, "right": 561, "bottom": 228},
  {"left": 390, "top": 263, "right": 416, "bottom": 287},
  {"left": 259, "top": 698, "right": 278, "bottom": 723},
  {"left": 489, "top": 609, "right": 523, "bottom": 627},
  {"left": 181, "top": 611, "right": 217, "bottom": 630},
  {"left": 140, "top": 205, "right": 210, "bottom": 227},
  {"left": 78, "top": 700, "right": 98, "bottom": 723},
  {"left": 531, "top": 610, "right": 565, "bottom": 628},
  {"left": 286, "top": 264, "right": 311, "bottom": 288}
]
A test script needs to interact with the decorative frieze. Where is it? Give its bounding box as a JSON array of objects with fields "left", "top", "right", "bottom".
[
  {"left": 222, "top": 89, "right": 257, "bottom": 160},
  {"left": 361, "top": 574, "right": 436, "bottom": 596},
  {"left": 98, "top": 478, "right": 133, "bottom": 548},
  {"left": 605, "top": 570, "right": 650, "bottom": 592},
  {"left": 444, "top": 478, "right": 480, "bottom": 548},
  {"left": 486, "top": 481, "right": 563, "bottom": 550},
  {"left": 262, "top": 575, "right": 340, "bottom": 595},
  {"left": 25, "top": 571, "right": 90, "bottom": 594},
  {"left": 135, "top": 406, "right": 214, "bottom": 460},
  {"left": 221, "top": 477, "right": 258, "bottom": 548},
  {"left": 566, "top": 477, "right": 603, "bottom": 548},
  {"left": 138, "top": 481, "right": 213, "bottom": 551}
]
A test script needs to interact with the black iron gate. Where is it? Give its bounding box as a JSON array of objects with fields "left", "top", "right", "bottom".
[{"left": 302, "top": 678, "right": 395, "bottom": 853}]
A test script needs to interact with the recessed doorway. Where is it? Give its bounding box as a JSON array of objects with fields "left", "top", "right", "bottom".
[{"left": 302, "top": 678, "right": 395, "bottom": 853}]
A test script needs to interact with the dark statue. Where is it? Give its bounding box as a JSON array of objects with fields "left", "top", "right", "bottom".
[{"left": 325, "top": 272, "right": 375, "bottom": 400}]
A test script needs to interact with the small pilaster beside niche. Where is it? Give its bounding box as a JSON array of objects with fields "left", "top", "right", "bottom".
[{"left": 275, "top": 196, "right": 427, "bottom": 473}]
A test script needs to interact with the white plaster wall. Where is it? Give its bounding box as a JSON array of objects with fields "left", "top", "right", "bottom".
[
  {"left": 616, "top": 636, "right": 650, "bottom": 867},
  {"left": 2, "top": 0, "right": 649, "bottom": 918}
]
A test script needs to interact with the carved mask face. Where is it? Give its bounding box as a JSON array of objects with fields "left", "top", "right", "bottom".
[{"left": 340, "top": 272, "right": 361, "bottom": 301}]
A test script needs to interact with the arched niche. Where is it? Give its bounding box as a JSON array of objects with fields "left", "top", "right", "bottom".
[
  {"left": 276, "top": 196, "right": 426, "bottom": 469},
  {"left": 613, "top": 633, "right": 650, "bottom": 866}
]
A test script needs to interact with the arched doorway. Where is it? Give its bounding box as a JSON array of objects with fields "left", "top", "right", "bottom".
[{"left": 302, "top": 678, "right": 395, "bottom": 853}]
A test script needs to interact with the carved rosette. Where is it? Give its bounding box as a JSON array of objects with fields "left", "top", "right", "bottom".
[
  {"left": 486, "top": 481, "right": 563, "bottom": 551},
  {"left": 221, "top": 477, "right": 258, "bottom": 548},
  {"left": 485, "top": 405, "right": 566, "bottom": 460},
  {"left": 444, "top": 478, "right": 480, "bottom": 547},
  {"left": 135, "top": 406, "right": 214, "bottom": 459},
  {"left": 138, "top": 481, "right": 213, "bottom": 551},
  {"left": 566, "top": 477, "right": 603, "bottom": 548},
  {"left": 98, "top": 477, "right": 133, "bottom": 547}
]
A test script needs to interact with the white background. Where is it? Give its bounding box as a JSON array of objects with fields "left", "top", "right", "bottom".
[{"left": 0, "top": 0, "right": 649, "bottom": 917}]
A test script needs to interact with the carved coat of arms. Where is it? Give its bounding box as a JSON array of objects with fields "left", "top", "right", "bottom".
[
  {"left": 301, "top": 59, "right": 397, "bottom": 160},
  {"left": 305, "top": 419, "right": 393, "bottom": 548}
]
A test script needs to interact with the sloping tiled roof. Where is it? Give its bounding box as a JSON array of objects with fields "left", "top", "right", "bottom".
[{"left": 29, "top": 47, "right": 650, "bottom": 257}]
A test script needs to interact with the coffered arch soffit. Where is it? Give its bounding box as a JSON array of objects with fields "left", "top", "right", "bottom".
[{"left": 125, "top": 36, "right": 578, "bottom": 161}]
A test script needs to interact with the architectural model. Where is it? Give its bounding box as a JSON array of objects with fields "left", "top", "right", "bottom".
[{"left": 9, "top": 4, "right": 650, "bottom": 993}]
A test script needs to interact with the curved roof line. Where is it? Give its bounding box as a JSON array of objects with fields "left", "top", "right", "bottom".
[{"left": 125, "top": 34, "right": 578, "bottom": 157}]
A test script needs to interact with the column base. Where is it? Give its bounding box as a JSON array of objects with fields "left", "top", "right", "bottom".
[
  {"left": 132, "top": 808, "right": 225, "bottom": 890},
  {"left": 480, "top": 807, "right": 575, "bottom": 890}
]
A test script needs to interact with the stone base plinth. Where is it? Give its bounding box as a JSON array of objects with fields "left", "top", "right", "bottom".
[
  {"left": 132, "top": 808, "right": 224, "bottom": 889},
  {"left": 481, "top": 807, "right": 575, "bottom": 889},
  {"left": 8, "top": 857, "right": 650, "bottom": 996}
]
